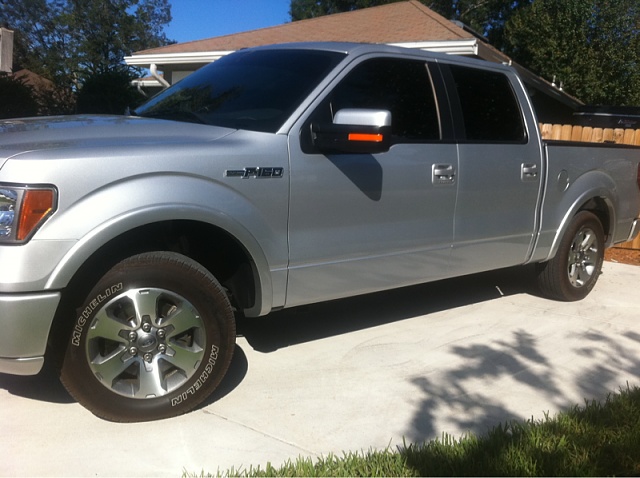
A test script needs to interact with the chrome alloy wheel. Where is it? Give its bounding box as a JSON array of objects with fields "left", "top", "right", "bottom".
[
  {"left": 85, "top": 287, "right": 206, "bottom": 399},
  {"left": 567, "top": 225, "right": 599, "bottom": 288}
]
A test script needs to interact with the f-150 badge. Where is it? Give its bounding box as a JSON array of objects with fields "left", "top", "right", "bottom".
[{"left": 225, "top": 167, "right": 284, "bottom": 178}]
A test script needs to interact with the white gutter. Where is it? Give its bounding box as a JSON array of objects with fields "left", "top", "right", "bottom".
[
  {"left": 390, "top": 39, "right": 478, "bottom": 55},
  {"left": 124, "top": 50, "right": 234, "bottom": 67},
  {"left": 149, "top": 63, "right": 170, "bottom": 88},
  {"left": 124, "top": 40, "right": 478, "bottom": 69}
]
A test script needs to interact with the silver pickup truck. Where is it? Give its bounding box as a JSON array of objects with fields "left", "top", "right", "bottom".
[{"left": 1, "top": 43, "right": 639, "bottom": 421}]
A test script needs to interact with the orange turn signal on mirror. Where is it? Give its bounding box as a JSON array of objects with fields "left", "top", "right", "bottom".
[
  {"left": 17, "top": 189, "right": 55, "bottom": 241},
  {"left": 348, "top": 133, "right": 384, "bottom": 143}
]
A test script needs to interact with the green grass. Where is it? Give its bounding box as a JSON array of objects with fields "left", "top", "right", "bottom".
[{"left": 187, "top": 384, "right": 640, "bottom": 477}]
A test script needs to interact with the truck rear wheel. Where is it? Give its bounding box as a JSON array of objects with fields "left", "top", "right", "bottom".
[
  {"left": 536, "top": 211, "right": 604, "bottom": 301},
  {"left": 60, "top": 252, "right": 236, "bottom": 422}
]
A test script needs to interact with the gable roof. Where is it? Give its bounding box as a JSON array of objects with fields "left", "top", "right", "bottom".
[
  {"left": 124, "top": 0, "right": 582, "bottom": 116},
  {"left": 135, "top": 1, "right": 471, "bottom": 56}
]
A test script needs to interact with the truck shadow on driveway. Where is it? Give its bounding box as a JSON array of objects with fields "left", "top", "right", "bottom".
[
  {"left": 0, "top": 360, "right": 73, "bottom": 404},
  {"left": 239, "top": 265, "right": 538, "bottom": 353},
  {"left": 235, "top": 263, "right": 640, "bottom": 446},
  {"left": 0, "top": 265, "right": 536, "bottom": 408}
]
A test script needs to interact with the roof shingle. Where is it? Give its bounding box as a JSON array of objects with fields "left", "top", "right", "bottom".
[{"left": 135, "top": 1, "right": 472, "bottom": 55}]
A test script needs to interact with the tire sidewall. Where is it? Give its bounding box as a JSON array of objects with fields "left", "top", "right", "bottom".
[
  {"left": 556, "top": 211, "right": 604, "bottom": 301},
  {"left": 61, "top": 252, "right": 235, "bottom": 422}
]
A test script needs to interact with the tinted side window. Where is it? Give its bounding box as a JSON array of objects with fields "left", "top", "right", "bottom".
[
  {"left": 324, "top": 58, "right": 441, "bottom": 141},
  {"left": 449, "top": 65, "right": 526, "bottom": 142},
  {"left": 135, "top": 49, "right": 345, "bottom": 133}
]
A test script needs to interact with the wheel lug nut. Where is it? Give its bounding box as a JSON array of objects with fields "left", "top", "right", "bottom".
[
  {"left": 143, "top": 353, "right": 153, "bottom": 363},
  {"left": 129, "top": 347, "right": 138, "bottom": 356},
  {"left": 128, "top": 331, "right": 137, "bottom": 341},
  {"left": 157, "top": 329, "right": 165, "bottom": 339},
  {"left": 158, "top": 344, "right": 166, "bottom": 354},
  {"left": 142, "top": 323, "right": 151, "bottom": 333}
]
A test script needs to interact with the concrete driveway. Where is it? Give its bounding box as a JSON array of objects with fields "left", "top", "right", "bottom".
[{"left": 2, "top": 262, "right": 639, "bottom": 476}]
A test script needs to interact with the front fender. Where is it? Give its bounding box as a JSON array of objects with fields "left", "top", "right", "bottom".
[{"left": 40, "top": 174, "right": 289, "bottom": 317}]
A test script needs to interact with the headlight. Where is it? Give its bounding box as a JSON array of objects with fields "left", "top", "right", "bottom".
[{"left": 0, "top": 185, "right": 57, "bottom": 243}]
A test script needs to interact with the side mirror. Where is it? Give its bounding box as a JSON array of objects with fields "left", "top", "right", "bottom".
[{"left": 311, "top": 109, "right": 392, "bottom": 154}]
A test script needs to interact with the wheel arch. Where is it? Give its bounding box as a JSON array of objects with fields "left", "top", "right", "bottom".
[
  {"left": 54, "top": 213, "right": 270, "bottom": 306},
  {"left": 46, "top": 216, "right": 268, "bottom": 367},
  {"left": 546, "top": 192, "right": 615, "bottom": 262},
  {"left": 537, "top": 166, "right": 619, "bottom": 263}
]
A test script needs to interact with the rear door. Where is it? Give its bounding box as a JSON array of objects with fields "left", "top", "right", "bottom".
[{"left": 441, "top": 63, "right": 544, "bottom": 275}]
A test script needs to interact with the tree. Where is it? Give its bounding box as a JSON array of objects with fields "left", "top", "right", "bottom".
[
  {"left": 503, "top": 0, "right": 640, "bottom": 105},
  {"left": 425, "top": 0, "right": 532, "bottom": 48},
  {"left": 289, "top": 0, "right": 640, "bottom": 105},
  {"left": 0, "top": 1, "right": 70, "bottom": 95},
  {"left": 66, "top": 0, "right": 172, "bottom": 76},
  {"left": 75, "top": 68, "right": 145, "bottom": 114},
  {"left": 0, "top": 0, "right": 172, "bottom": 113},
  {"left": 0, "top": 73, "right": 39, "bottom": 119},
  {"left": 290, "top": 0, "right": 532, "bottom": 49}
]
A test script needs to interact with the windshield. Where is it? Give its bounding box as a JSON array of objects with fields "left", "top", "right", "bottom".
[{"left": 135, "top": 49, "right": 345, "bottom": 133}]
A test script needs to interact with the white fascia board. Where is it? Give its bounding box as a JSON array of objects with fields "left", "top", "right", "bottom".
[
  {"left": 389, "top": 40, "right": 478, "bottom": 55},
  {"left": 124, "top": 40, "right": 479, "bottom": 68},
  {"left": 124, "top": 50, "right": 233, "bottom": 67}
]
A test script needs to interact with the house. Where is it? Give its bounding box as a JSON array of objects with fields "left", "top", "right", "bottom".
[{"left": 124, "top": 0, "right": 581, "bottom": 123}]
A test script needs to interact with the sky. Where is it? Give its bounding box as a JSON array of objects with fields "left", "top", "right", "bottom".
[{"left": 164, "top": 0, "right": 293, "bottom": 44}]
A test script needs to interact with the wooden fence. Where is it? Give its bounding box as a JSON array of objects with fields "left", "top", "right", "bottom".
[{"left": 540, "top": 123, "right": 640, "bottom": 250}]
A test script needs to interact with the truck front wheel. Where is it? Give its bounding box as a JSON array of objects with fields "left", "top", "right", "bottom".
[
  {"left": 536, "top": 211, "right": 604, "bottom": 301},
  {"left": 60, "top": 252, "right": 236, "bottom": 422}
]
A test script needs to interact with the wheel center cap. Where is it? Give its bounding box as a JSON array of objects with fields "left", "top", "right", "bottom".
[{"left": 137, "top": 333, "right": 157, "bottom": 352}]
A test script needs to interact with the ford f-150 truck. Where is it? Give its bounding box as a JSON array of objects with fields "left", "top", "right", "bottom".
[{"left": 1, "top": 43, "right": 639, "bottom": 422}]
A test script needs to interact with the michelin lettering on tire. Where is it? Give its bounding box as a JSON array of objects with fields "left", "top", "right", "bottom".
[
  {"left": 71, "top": 283, "right": 123, "bottom": 346},
  {"left": 172, "top": 344, "right": 219, "bottom": 406},
  {"left": 60, "top": 252, "right": 236, "bottom": 422}
]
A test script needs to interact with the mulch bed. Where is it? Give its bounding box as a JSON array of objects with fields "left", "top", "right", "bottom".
[{"left": 605, "top": 247, "right": 640, "bottom": 266}]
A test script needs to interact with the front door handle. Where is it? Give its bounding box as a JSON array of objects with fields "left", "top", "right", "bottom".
[{"left": 433, "top": 164, "right": 456, "bottom": 185}]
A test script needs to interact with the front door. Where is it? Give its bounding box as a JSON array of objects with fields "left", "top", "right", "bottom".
[{"left": 286, "top": 56, "right": 458, "bottom": 307}]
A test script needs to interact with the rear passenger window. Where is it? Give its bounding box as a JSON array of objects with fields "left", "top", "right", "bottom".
[
  {"left": 449, "top": 65, "right": 526, "bottom": 143},
  {"left": 319, "top": 58, "right": 441, "bottom": 141}
]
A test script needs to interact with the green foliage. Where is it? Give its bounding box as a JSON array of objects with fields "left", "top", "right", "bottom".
[
  {"left": 1, "top": 1, "right": 69, "bottom": 90},
  {"left": 424, "top": 0, "right": 532, "bottom": 48},
  {"left": 289, "top": 1, "right": 532, "bottom": 48},
  {"left": 0, "top": 73, "right": 39, "bottom": 119},
  {"left": 75, "top": 68, "right": 145, "bottom": 114},
  {"left": 65, "top": 0, "right": 172, "bottom": 76},
  {"left": 402, "top": 385, "right": 640, "bottom": 476},
  {"left": 0, "top": 0, "right": 172, "bottom": 114},
  {"left": 289, "top": 0, "right": 640, "bottom": 105},
  {"left": 190, "top": 385, "right": 640, "bottom": 477},
  {"left": 503, "top": 0, "right": 640, "bottom": 105}
]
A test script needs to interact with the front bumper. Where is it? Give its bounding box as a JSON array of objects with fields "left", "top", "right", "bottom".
[{"left": 0, "top": 291, "right": 61, "bottom": 375}]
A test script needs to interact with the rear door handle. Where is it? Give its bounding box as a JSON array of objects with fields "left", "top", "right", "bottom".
[
  {"left": 433, "top": 164, "right": 456, "bottom": 185},
  {"left": 521, "top": 163, "right": 538, "bottom": 181}
]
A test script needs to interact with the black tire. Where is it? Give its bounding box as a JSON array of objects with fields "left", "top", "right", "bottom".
[
  {"left": 60, "top": 252, "right": 236, "bottom": 422},
  {"left": 536, "top": 211, "right": 604, "bottom": 301}
]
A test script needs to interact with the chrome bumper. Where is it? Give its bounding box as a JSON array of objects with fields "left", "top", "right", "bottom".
[{"left": 0, "top": 291, "right": 60, "bottom": 376}]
